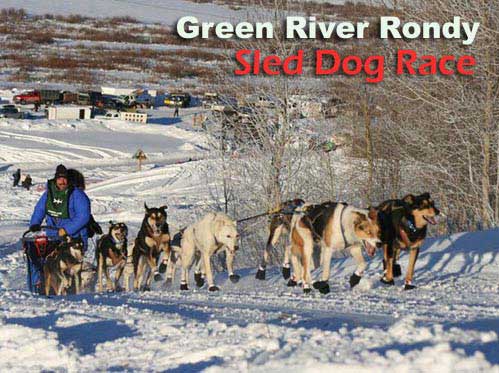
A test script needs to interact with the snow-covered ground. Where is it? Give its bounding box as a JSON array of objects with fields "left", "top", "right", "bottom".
[
  {"left": 0, "top": 113, "right": 498, "bottom": 372},
  {"left": 0, "top": 0, "right": 239, "bottom": 24}
]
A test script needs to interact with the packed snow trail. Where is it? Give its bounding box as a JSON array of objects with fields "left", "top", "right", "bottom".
[{"left": 0, "top": 117, "right": 498, "bottom": 371}]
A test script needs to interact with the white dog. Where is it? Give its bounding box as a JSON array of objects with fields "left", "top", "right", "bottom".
[{"left": 176, "top": 212, "right": 240, "bottom": 291}]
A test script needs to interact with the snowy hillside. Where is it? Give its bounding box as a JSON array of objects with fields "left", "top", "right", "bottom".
[
  {"left": 0, "top": 114, "right": 498, "bottom": 371},
  {"left": 0, "top": 0, "right": 240, "bottom": 24}
]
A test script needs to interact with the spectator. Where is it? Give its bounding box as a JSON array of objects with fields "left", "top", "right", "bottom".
[{"left": 12, "top": 168, "right": 21, "bottom": 187}]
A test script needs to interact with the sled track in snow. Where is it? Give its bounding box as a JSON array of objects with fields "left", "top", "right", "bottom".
[{"left": 0, "top": 130, "right": 128, "bottom": 159}]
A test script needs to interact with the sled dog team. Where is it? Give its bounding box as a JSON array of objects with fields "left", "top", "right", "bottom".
[{"left": 46, "top": 193, "right": 439, "bottom": 296}]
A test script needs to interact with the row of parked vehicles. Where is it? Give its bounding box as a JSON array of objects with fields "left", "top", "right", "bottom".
[{"left": 12, "top": 89, "right": 193, "bottom": 110}]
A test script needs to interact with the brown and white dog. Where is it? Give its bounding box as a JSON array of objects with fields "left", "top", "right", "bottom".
[
  {"left": 178, "top": 212, "right": 240, "bottom": 291},
  {"left": 378, "top": 192, "right": 440, "bottom": 290},
  {"left": 255, "top": 199, "right": 305, "bottom": 281},
  {"left": 133, "top": 204, "right": 170, "bottom": 291},
  {"left": 43, "top": 236, "right": 84, "bottom": 296},
  {"left": 289, "top": 202, "right": 381, "bottom": 294},
  {"left": 95, "top": 222, "right": 128, "bottom": 292}
]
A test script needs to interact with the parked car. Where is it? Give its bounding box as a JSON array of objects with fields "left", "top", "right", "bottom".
[
  {"left": 94, "top": 111, "right": 121, "bottom": 120},
  {"left": 164, "top": 92, "right": 191, "bottom": 108},
  {"left": 0, "top": 105, "right": 24, "bottom": 119}
]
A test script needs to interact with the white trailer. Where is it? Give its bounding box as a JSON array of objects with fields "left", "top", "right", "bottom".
[
  {"left": 101, "top": 87, "right": 136, "bottom": 96},
  {"left": 47, "top": 106, "right": 92, "bottom": 120}
]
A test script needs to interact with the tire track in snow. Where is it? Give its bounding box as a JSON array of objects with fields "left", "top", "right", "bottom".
[
  {"left": 0, "top": 144, "right": 92, "bottom": 162},
  {"left": 87, "top": 165, "right": 186, "bottom": 195},
  {"left": 0, "top": 130, "right": 128, "bottom": 159}
]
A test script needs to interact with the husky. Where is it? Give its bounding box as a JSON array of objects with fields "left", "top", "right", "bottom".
[
  {"left": 133, "top": 204, "right": 170, "bottom": 291},
  {"left": 378, "top": 193, "right": 440, "bottom": 290},
  {"left": 177, "top": 212, "right": 240, "bottom": 291},
  {"left": 95, "top": 222, "right": 128, "bottom": 292},
  {"left": 43, "top": 236, "right": 84, "bottom": 296},
  {"left": 290, "top": 202, "right": 382, "bottom": 294},
  {"left": 255, "top": 199, "right": 305, "bottom": 281}
]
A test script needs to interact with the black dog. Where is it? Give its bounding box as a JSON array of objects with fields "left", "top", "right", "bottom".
[
  {"left": 96, "top": 222, "right": 128, "bottom": 292},
  {"left": 378, "top": 193, "right": 440, "bottom": 290},
  {"left": 133, "top": 204, "right": 170, "bottom": 291}
]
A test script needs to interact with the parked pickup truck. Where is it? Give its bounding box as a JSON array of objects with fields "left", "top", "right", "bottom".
[
  {"left": 13, "top": 91, "right": 40, "bottom": 105},
  {"left": 13, "top": 89, "right": 63, "bottom": 105}
]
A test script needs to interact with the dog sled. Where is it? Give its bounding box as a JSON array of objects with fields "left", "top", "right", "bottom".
[{"left": 22, "top": 226, "right": 83, "bottom": 296}]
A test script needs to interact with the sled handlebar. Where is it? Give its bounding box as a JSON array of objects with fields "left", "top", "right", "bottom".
[{"left": 22, "top": 225, "right": 59, "bottom": 238}]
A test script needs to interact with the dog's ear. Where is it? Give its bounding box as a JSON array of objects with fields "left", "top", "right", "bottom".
[
  {"left": 351, "top": 211, "right": 367, "bottom": 225},
  {"left": 159, "top": 205, "right": 168, "bottom": 215},
  {"left": 402, "top": 194, "right": 415, "bottom": 205},
  {"left": 144, "top": 203, "right": 150, "bottom": 213},
  {"left": 368, "top": 206, "right": 377, "bottom": 221},
  {"left": 419, "top": 192, "right": 431, "bottom": 200},
  {"left": 109, "top": 220, "right": 114, "bottom": 226}
]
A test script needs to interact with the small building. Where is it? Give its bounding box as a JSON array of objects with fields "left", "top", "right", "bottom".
[
  {"left": 120, "top": 111, "right": 148, "bottom": 124},
  {"left": 47, "top": 106, "right": 92, "bottom": 120}
]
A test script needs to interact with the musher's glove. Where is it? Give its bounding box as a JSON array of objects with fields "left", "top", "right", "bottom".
[{"left": 29, "top": 224, "right": 41, "bottom": 232}]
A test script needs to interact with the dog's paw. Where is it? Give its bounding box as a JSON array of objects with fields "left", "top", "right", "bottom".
[
  {"left": 320, "top": 284, "right": 330, "bottom": 294},
  {"left": 154, "top": 272, "right": 162, "bottom": 282},
  {"left": 141, "top": 285, "right": 151, "bottom": 292},
  {"left": 404, "top": 283, "right": 417, "bottom": 290},
  {"left": 194, "top": 273, "right": 205, "bottom": 288},
  {"left": 303, "top": 287, "right": 312, "bottom": 294},
  {"left": 380, "top": 277, "right": 395, "bottom": 286},
  {"left": 115, "top": 285, "right": 124, "bottom": 292},
  {"left": 314, "top": 281, "right": 330, "bottom": 294},
  {"left": 349, "top": 273, "right": 362, "bottom": 288},
  {"left": 158, "top": 261, "right": 167, "bottom": 274},
  {"left": 208, "top": 285, "right": 220, "bottom": 292},
  {"left": 180, "top": 283, "right": 189, "bottom": 291},
  {"left": 287, "top": 278, "right": 297, "bottom": 287},
  {"left": 282, "top": 266, "right": 291, "bottom": 280},
  {"left": 165, "top": 277, "right": 173, "bottom": 287},
  {"left": 229, "top": 274, "right": 240, "bottom": 283},
  {"left": 313, "top": 281, "right": 324, "bottom": 289},
  {"left": 255, "top": 267, "right": 266, "bottom": 280},
  {"left": 393, "top": 264, "right": 402, "bottom": 278}
]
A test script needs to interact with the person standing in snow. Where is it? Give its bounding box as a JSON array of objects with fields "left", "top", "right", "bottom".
[
  {"left": 173, "top": 104, "right": 180, "bottom": 118},
  {"left": 27, "top": 164, "right": 91, "bottom": 291},
  {"left": 22, "top": 174, "right": 32, "bottom": 190},
  {"left": 12, "top": 168, "right": 21, "bottom": 187}
]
